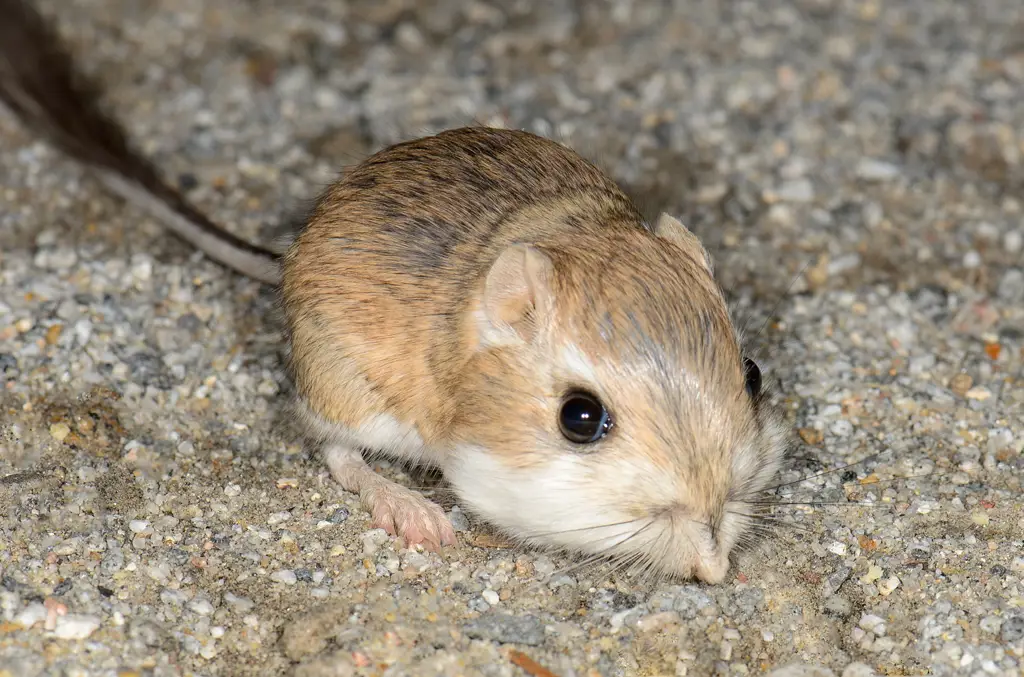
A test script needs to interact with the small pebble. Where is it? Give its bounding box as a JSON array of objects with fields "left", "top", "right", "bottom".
[
  {"left": 270, "top": 570, "right": 298, "bottom": 585},
  {"left": 776, "top": 178, "right": 815, "bottom": 203},
  {"left": 449, "top": 506, "right": 471, "bottom": 532},
  {"left": 52, "top": 614, "right": 101, "bottom": 640},
  {"left": 13, "top": 603, "right": 48, "bottom": 629},
  {"left": 856, "top": 158, "right": 901, "bottom": 181},
  {"left": 189, "top": 599, "right": 215, "bottom": 616},
  {"left": 949, "top": 373, "right": 973, "bottom": 396},
  {"left": 267, "top": 511, "right": 291, "bottom": 526},
  {"left": 877, "top": 576, "right": 900, "bottom": 596},
  {"left": 860, "top": 565, "right": 883, "bottom": 584},
  {"left": 1001, "top": 615, "right": 1024, "bottom": 642},
  {"left": 49, "top": 422, "right": 71, "bottom": 442},
  {"left": 858, "top": 613, "right": 887, "bottom": 636}
]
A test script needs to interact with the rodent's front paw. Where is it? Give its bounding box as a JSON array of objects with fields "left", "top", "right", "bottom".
[{"left": 367, "top": 484, "right": 457, "bottom": 552}]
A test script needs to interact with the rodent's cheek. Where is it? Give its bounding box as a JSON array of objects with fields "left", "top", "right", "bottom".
[
  {"left": 732, "top": 406, "right": 791, "bottom": 498},
  {"left": 445, "top": 444, "right": 669, "bottom": 544}
]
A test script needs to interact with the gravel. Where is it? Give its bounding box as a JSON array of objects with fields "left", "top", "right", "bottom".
[
  {"left": 2, "top": 0, "right": 1023, "bottom": 675},
  {"left": 463, "top": 612, "right": 547, "bottom": 647}
]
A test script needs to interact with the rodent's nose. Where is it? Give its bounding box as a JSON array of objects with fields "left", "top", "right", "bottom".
[{"left": 694, "top": 552, "right": 730, "bottom": 584}]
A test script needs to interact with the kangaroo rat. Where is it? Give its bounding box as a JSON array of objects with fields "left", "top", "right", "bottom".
[{"left": 1, "top": 0, "right": 789, "bottom": 583}]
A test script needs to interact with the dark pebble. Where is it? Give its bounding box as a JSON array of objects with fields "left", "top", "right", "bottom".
[
  {"left": 167, "top": 548, "right": 191, "bottom": 567},
  {"left": 97, "top": 585, "right": 114, "bottom": 597},
  {"left": 990, "top": 564, "right": 1007, "bottom": 576},
  {"left": 328, "top": 507, "right": 350, "bottom": 524},
  {"left": 612, "top": 591, "right": 640, "bottom": 611},
  {"left": 178, "top": 173, "right": 199, "bottom": 190},
  {"left": 52, "top": 579, "right": 72, "bottom": 596},
  {"left": 0, "top": 354, "right": 16, "bottom": 372},
  {"left": 1001, "top": 615, "right": 1024, "bottom": 643},
  {"left": 176, "top": 313, "right": 204, "bottom": 332},
  {"left": 294, "top": 568, "right": 314, "bottom": 583}
]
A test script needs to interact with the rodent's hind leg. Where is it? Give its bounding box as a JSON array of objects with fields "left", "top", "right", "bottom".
[{"left": 323, "top": 443, "right": 457, "bottom": 551}]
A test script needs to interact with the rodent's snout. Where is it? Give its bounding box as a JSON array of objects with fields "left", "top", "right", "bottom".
[{"left": 651, "top": 506, "right": 734, "bottom": 584}]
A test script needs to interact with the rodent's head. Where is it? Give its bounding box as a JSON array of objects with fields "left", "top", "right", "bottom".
[{"left": 447, "top": 213, "right": 789, "bottom": 584}]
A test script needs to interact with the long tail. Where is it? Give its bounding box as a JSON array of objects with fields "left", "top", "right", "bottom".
[{"left": 0, "top": 0, "right": 281, "bottom": 285}]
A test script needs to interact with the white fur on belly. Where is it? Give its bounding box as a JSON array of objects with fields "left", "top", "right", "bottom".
[{"left": 297, "top": 400, "right": 442, "bottom": 466}]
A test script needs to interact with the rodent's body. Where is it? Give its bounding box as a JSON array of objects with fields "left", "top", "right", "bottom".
[
  {"left": 1, "top": 0, "right": 791, "bottom": 583},
  {"left": 284, "top": 127, "right": 645, "bottom": 448}
]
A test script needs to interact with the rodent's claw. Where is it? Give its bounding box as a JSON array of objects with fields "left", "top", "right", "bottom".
[
  {"left": 368, "top": 486, "right": 457, "bottom": 551},
  {"left": 325, "top": 442, "right": 457, "bottom": 551}
]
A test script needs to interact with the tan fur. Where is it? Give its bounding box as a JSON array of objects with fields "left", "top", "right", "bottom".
[{"left": 283, "top": 126, "right": 789, "bottom": 581}]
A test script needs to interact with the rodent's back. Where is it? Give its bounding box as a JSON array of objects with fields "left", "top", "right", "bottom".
[{"left": 282, "top": 127, "right": 648, "bottom": 438}]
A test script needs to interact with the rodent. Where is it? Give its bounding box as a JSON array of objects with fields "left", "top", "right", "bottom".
[{"left": 0, "top": 0, "right": 790, "bottom": 583}]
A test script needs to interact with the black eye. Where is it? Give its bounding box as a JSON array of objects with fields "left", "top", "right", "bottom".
[
  {"left": 558, "top": 391, "right": 612, "bottom": 444},
  {"left": 743, "top": 358, "right": 762, "bottom": 398}
]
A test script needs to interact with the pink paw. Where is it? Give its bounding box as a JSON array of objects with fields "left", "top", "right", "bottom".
[{"left": 367, "top": 485, "right": 457, "bottom": 552}]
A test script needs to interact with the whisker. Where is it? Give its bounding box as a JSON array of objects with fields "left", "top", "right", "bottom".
[
  {"left": 549, "top": 519, "right": 659, "bottom": 579},
  {"left": 744, "top": 500, "right": 890, "bottom": 508},
  {"left": 732, "top": 514, "right": 816, "bottom": 533},
  {"left": 760, "top": 449, "right": 891, "bottom": 492},
  {"left": 515, "top": 517, "right": 651, "bottom": 540},
  {"left": 834, "top": 472, "right": 940, "bottom": 489},
  {"left": 752, "top": 258, "right": 812, "bottom": 341}
]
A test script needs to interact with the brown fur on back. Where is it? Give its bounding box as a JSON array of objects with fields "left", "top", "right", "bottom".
[{"left": 282, "top": 127, "right": 670, "bottom": 440}]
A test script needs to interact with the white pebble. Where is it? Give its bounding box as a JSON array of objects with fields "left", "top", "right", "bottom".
[
  {"left": 267, "top": 511, "right": 291, "bottom": 526},
  {"left": 223, "top": 483, "right": 242, "bottom": 497},
  {"left": 830, "top": 420, "right": 854, "bottom": 437},
  {"left": 361, "top": 528, "right": 390, "bottom": 556},
  {"left": 223, "top": 592, "right": 255, "bottom": 612},
  {"left": 270, "top": 569, "right": 297, "bottom": 585},
  {"left": 189, "top": 599, "right": 215, "bottom": 616},
  {"left": 401, "top": 551, "right": 432, "bottom": 573},
  {"left": 533, "top": 556, "right": 555, "bottom": 577},
  {"left": 52, "top": 614, "right": 101, "bottom": 640},
  {"left": 856, "top": 158, "right": 901, "bottom": 181},
  {"left": 858, "top": 613, "right": 887, "bottom": 636},
  {"left": 776, "top": 178, "right": 815, "bottom": 203},
  {"left": 160, "top": 588, "right": 190, "bottom": 606},
  {"left": 128, "top": 520, "right": 150, "bottom": 534},
  {"left": 481, "top": 589, "right": 500, "bottom": 605},
  {"left": 965, "top": 387, "right": 992, "bottom": 401},
  {"left": 1005, "top": 230, "right": 1023, "bottom": 255},
  {"left": 13, "top": 603, "right": 48, "bottom": 629},
  {"left": 877, "top": 576, "right": 901, "bottom": 596},
  {"left": 962, "top": 250, "right": 982, "bottom": 268}
]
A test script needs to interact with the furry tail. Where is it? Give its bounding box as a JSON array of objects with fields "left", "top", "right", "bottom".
[{"left": 0, "top": 0, "right": 281, "bottom": 285}]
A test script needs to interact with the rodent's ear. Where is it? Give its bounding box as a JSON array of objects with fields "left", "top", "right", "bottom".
[
  {"left": 480, "top": 243, "right": 554, "bottom": 344},
  {"left": 654, "top": 213, "right": 714, "bottom": 274}
]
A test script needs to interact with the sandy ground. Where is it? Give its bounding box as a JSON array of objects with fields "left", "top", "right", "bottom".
[{"left": 1, "top": 0, "right": 1023, "bottom": 675}]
